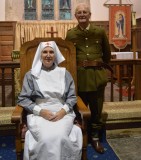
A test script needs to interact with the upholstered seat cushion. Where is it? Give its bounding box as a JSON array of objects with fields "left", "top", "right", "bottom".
[{"left": 0, "top": 107, "right": 15, "bottom": 125}]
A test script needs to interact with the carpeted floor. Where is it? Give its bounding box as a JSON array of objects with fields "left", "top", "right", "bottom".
[
  {"left": 87, "top": 132, "right": 119, "bottom": 160},
  {"left": 108, "top": 136, "right": 141, "bottom": 160},
  {"left": 1, "top": 130, "right": 141, "bottom": 160},
  {"left": 0, "top": 132, "right": 119, "bottom": 160},
  {"left": 107, "top": 128, "right": 141, "bottom": 160},
  {"left": 0, "top": 136, "right": 16, "bottom": 160}
]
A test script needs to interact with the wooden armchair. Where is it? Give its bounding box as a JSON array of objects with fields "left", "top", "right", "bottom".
[{"left": 11, "top": 38, "right": 90, "bottom": 160}]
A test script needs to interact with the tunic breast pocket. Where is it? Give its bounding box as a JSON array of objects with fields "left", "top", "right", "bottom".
[{"left": 91, "top": 39, "right": 102, "bottom": 53}]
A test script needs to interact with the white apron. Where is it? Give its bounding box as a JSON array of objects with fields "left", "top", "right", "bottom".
[{"left": 24, "top": 67, "right": 82, "bottom": 160}]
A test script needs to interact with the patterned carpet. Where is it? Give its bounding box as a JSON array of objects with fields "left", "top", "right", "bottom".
[
  {"left": 0, "top": 131, "right": 119, "bottom": 160},
  {"left": 1, "top": 130, "right": 141, "bottom": 160},
  {"left": 87, "top": 130, "right": 119, "bottom": 160},
  {"left": 0, "top": 136, "right": 16, "bottom": 160}
]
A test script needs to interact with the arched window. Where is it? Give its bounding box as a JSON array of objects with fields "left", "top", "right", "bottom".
[{"left": 24, "top": 0, "right": 72, "bottom": 20}]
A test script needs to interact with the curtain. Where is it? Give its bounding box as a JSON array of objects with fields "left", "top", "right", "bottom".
[{"left": 14, "top": 20, "right": 77, "bottom": 50}]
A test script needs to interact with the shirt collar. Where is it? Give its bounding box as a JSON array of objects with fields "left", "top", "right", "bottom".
[{"left": 79, "top": 24, "right": 90, "bottom": 31}]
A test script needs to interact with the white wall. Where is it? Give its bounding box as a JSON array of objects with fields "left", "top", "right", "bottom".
[
  {"left": 133, "top": 0, "right": 141, "bottom": 18},
  {"left": 5, "top": 0, "right": 24, "bottom": 21},
  {"left": 0, "top": 0, "right": 140, "bottom": 21},
  {"left": 0, "top": 0, "right": 5, "bottom": 21},
  {"left": 90, "top": 0, "right": 141, "bottom": 21}
]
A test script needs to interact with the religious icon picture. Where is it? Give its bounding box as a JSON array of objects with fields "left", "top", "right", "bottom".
[
  {"left": 115, "top": 12, "right": 125, "bottom": 38},
  {"left": 109, "top": 5, "right": 131, "bottom": 49}
]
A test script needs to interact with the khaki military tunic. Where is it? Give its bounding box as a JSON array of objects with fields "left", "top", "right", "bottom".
[{"left": 66, "top": 24, "right": 111, "bottom": 92}]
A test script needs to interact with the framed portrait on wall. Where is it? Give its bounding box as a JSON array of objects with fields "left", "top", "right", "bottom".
[{"left": 109, "top": 5, "right": 131, "bottom": 49}]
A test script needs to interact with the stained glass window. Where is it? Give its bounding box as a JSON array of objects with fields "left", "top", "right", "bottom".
[
  {"left": 42, "top": 0, "right": 54, "bottom": 20},
  {"left": 24, "top": 0, "right": 36, "bottom": 20},
  {"left": 24, "top": 0, "right": 72, "bottom": 20},
  {"left": 59, "top": 0, "right": 71, "bottom": 20}
]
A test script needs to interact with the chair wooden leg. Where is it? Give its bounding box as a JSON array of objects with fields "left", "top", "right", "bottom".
[
  {"left": 82, "top": 147, "right": 87, "bottom": 160},
  {"left": 81, "top": 119, "right": 89, "bottom": 160},
  {"left": 15, "top": 137, "right": 22, "bottom": 160},
  {"left": 15, "top": 124, "right": 22, "bottom": 160},
  {"left": 16, "top": 154, "right": 21, "bottom": 160}
]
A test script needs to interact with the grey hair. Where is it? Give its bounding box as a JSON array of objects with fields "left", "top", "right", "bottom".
[{"left": 75, "top": 3, "right": 91, "bottom": 13}]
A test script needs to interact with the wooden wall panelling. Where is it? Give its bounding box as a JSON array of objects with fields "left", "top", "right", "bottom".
[
  {"left": 137, "top": 18, "right": 141, "bottom": 27},
  {"left": 0, "top": 21, "right": 16, "bottom": 61},
  {"left": 0, "top": 21, "right": 17, "bottom": 96},
  {"left": 136, "top": 18, "right": 141, "bottom": 58}
]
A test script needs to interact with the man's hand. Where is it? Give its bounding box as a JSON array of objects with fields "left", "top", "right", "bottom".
[{"left": 40, "top": 109, "right": 66, "bottom": 122}]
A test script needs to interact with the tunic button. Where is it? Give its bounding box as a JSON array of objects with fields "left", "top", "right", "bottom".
[
  {"left": 85, "top": 38, "right": 88, "bottom": 40},
  {"left": 87, "top": 53, "right": 89, "bottom": 56},
  {"left": 86, "top": 46, "right": 88, "bottom": 48}
]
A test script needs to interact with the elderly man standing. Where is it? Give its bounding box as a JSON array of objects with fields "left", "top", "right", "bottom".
[{"left": 66, "top": 3, "right": 111, "bottom": 154}]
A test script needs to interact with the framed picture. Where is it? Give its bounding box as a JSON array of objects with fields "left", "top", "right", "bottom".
[{"left": 109, "top": 5, "right": 131, "bottom": 49}]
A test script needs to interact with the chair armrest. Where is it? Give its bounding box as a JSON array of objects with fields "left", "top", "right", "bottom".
[
  {"left": 77, "top": 96, "right": 91, "bottom": 120},
  {"left": 11, "top": 105, "right": 23, "bottom": 124}
]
